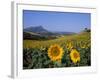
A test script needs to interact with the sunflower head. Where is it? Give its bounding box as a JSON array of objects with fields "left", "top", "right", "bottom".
[
  {"left": 66, "top": 42, "right": 73, "bottom": 51},
  {"left": 80, "top": 44, "right": 86, "bottom": 48},
  {"left": 48, "top": 44, "right": 64, "bottom": 62},
  {"left": 70, "top": 49, "right": 80, "bottom": 64}
]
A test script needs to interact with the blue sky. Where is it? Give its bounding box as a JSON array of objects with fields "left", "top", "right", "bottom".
[{"left": 23, "top": 10, "right": 91, "bottom": 33}]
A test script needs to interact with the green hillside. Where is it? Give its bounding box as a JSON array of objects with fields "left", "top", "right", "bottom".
[{"left": 23, "top": 32, "right": 90, "bottom": 49}]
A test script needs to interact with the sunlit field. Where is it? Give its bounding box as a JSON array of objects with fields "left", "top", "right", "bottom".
[{"left": 23, "top": 32, "right": 91, "bottom": 69}]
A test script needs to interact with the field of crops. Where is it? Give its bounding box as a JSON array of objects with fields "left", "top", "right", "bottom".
[{"left": 23, "top": 32, "right": 91, "bottom": 69}]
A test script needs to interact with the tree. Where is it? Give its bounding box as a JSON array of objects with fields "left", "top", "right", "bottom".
[{"left": 84, "top": 28, "right": 91, "bottom": 32}]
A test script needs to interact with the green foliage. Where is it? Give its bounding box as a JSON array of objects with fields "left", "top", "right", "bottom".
[{"left": 23, "top": 47, "right": 91, "bottom": 69}]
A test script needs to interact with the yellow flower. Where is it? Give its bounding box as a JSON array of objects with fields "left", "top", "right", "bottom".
[
  {"left": 70, "top": 49, "right": 80, "bottom": 64},
  {"left": 66, "top": 42, "right": 73, "bottom": 51},
  {"left": 80, "top": 44, "right": 86, "bottom": 48},
  {"left": 40, "top": 46, "right": 46, "bottom": 51},
  {"left": 48, "top": 44, "right": 64, "bottom": 62}
]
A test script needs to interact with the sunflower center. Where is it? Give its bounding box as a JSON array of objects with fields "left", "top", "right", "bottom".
[
  {"left": 73, "top": 53, "right": 79, "bottom": 59},
  {"left": 51, "top": 47, "right": 60, "bottom": 56}
]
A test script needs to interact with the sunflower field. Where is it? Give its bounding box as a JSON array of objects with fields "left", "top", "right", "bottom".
[{"left": 23, "top": 32, "right": 91, "bottom": 69}]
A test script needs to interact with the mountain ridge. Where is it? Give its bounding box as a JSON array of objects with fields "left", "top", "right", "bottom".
[
  {"left": 24, "top": 26, "right": 75, "bottom": 35},
  {"left": 23, "top": 26, "right": 76, "bottom": 40},
  {"left": 24, "top": 26, "right": 49, "bottom": 33}
]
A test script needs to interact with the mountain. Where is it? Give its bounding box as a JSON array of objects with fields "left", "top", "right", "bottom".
[
  {"left": 24, "top": 26, "right": 57, "bottom": 36},
  {"left": 24, "top": 26, "right": 75, "bottom": 35},
  {"left": 24, "top": 26, "right": 49, "bottom": 33},
  {"left": 23, "top": 26, "right": 76, "bottom": 40}
]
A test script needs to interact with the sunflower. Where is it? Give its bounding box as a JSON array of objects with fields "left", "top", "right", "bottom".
[
  {"left": 66, "top": 42, "right": 73, "bottom": 51},
  {"left": 70, "top": 49, "right": 80, "bottom": 64},
  {"left": 80, "top": 44, "right": 86, "bottom": 48},
  {"left": 48, "top": 44, "right": 64, "bottom": 62}
]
